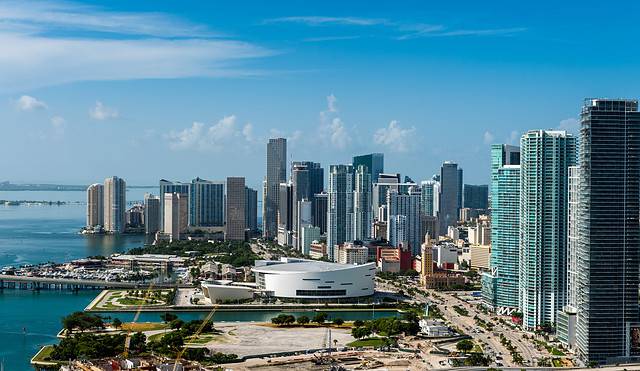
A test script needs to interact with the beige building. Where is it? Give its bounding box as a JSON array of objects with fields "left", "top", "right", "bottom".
[
  {"left": 336, "top": 243, "right": 368, "bottom": 265},
  {"left": 470, "top": 245, "right": 491, "bottom": 270},
  {"left": 86, "top": 183, "right": 104, "bottom": 228},
  {"left": 164, "top": 192, "right": 188, "bottom": 241}
]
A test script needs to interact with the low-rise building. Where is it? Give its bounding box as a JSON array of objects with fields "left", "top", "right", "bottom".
[
  {"left": 108, "top": 254, "right": 188, "bottom": 270},
  {"left": 336, "top": 242, "right": 368, "bottom": 265}
]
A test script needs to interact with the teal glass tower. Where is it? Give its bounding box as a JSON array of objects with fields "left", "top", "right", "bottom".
[{"left": 518, "top": 130, "right": 576, "bottom": 330}]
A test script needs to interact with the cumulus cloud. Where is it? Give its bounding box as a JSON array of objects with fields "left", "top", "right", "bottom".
[
  {"left": 168, "top": 115, "right": 256, "bottom": 152},
  {"left": 558, "top": 118, "right": 580, "bottom": 135},
  {"left": 89, "top": 101, "right": 119, "bottom": 120},
  {"left": 318, "top": 94, "right": 351, "bottom": 149},
  {"left": 50, "top": 115, "right": 66, "bottom": 136},
  {"left": 507, "top": 130, "right": 520, "bottom": 145},
  {"left": 483, "top": 131, "right": 495, "bottom": 145},
  {"left": 373, "top": 120, "right": 416, "bottom": 152},
  {"left": 15, "top": 95, "right": 47, "bottom": 111}
]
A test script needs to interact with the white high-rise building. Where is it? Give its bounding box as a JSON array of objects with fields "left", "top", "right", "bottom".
[
  {"left": 327, "top": 164, "right": 354, "bottom": 261},
  {"left": 387, "top": 188, "right": 421, "bottom": 254},
  {"left": 164, "top": 192, "right": 188, "bottom": 241},
  {"left": 353, "top": 165, "right": 372, "bottom": 241},
  {"left": 104, "top": 176, "right": 126, "bottom": 233},
  {"left": 86, "top": 183, "right": 104, "bottom": 229}
]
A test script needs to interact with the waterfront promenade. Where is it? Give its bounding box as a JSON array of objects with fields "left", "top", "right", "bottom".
[{"left": 0, "top": 274, "right": 179, "bottom": 290}]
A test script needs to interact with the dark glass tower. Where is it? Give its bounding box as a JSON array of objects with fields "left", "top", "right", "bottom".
[
  {"left": 576, "top": 99, "right": 640, "bottom": 364},
  {"left": 463, "top": 184, "right": 489, "bottom": 209},
  {"left": 353, "top": 153, "right": 384, "bottom": 185},
  {"left": 438, "top": 161, "right": 462, "bottom": 234}
]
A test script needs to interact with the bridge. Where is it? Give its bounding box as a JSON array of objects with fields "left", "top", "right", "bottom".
[{"left": 0, "top": 274, "right": 179, "bottom": 290}]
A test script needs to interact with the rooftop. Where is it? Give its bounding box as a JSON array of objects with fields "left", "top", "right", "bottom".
[{"left": 252, "top": 258, "right": 373, "bottom": 274}]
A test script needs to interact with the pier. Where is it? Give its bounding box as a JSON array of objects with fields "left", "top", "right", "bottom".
[{"left": 0, "top": 274, "right": 178, "bottom": 290}]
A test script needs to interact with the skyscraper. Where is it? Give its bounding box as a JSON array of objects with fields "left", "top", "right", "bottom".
[
  {"left": 519, "top": 130, "right": 576, "bottom": 330},
  {"left": 327, "top": 164, "right": 353, "bottom": 261},
  {"left": 86, "top": 183, "right": 104, "bottom": 229},
  {"left": 439, "top": 161, "right": 462, "bottom": 234},
  {"left": 164, "top": 192, "right": 188, "bottom": 241},
  {"left": 387, "top": 188, "right": 421, "bottom": 255},
  {"left": 372, "top": 173, "right": 401, "bottom": 220},
  {"left": 481, "top": 164, "right": 520, "bottom": 314},
  {"left": 103, "top": 176, "right": 126, "bottom": 233},
  {"left": 189, "top": 178, "right": 224, "bottom": 228},
  {"left": 420, "top": 180, "right": 440, "bottom": 217},
  {"left": 576, "top": 99, "right": 640, "bottom": 364},
  {"left": 245, "top": 186, "right": 258, "bottom": 233},
  {"left": 264, "top": 138, "right": 287, "bottom": 239},
  {"left": 291, "top": 161, "right": 323, "bottom": 248},
  {"left": 313, "top": 192, "right": 328, "bottom": 235},
  {"left": 159, "top": 179, "right": 190, "bottom": 228},
  {"left": 277, "top": 181, "right": 293, "bottom": 246},
  {"left": 144, "top": 193, "right": 160, "bottom": 235},
  {"left": 353, "top": 153, "right": 384, "bottom": 185},
  {"left": 225, "top": 177, "right": 246, "bottom": 241},
  {"left": 463, "top": 184, "right": 488, "bottom": 210},
  {"left": 490, "top": 144, "right": 520, "bottom": 207},
  {"left": 353, "top": 165, "right": 372, "bottom": 241}
]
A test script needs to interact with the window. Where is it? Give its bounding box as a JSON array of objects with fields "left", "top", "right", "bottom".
[
  {"left": 302, "top": 278, "right": 320, "bottom": 281},
  {"left": 340, "top": 282, "right": 353, "bottom": 286},
  {"left": 296, "top": 289, "right": 347, "bottom": 297},
  {"left": 317, "top": 286, "right": 332, "bottom": 289},
  {"left": 324, "top": 281, "right": 335, "bottom": 283}
]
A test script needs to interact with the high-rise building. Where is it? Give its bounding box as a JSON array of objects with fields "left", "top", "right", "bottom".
[
  {"left": 291, "top": 161, "right": 323, "bottom": 248},
  {"left": 575, "top": 99, "right": 640, "bottom": 364},
  {"left": 519, "top": 130, "right": 576, "bottom": 330},
  {"left": 353, "top": 153, "right": 384, "bottom": 186},
  {"left": 557, "top": 166, "right": 580, "bottom": 349},
  {"left": 387, "top": 188, "right": 421, "bottom": 255},
  {"left": 159, "top": 179, "right": 190, "bottom": 229},
  {"left": 420, "top": 180, "right": 440, "bottom": 217},
  {"left": 313, "top": 192, "right": 328, "bottom": 234},
  {"left": 103, "top": 176, "right": 126, "bottom": 233},
  {"left": 245, "top": 186, "right": 258, "bottom": 233},
  {"left": 226, "top": 177, "right": 246, "bottom": 241},
  {"left": 463, "top": 184, "right": 488, "bottom": 210},
  {"left": 490, "top": 144, "right": 520, "bottom": 207},
  {"left": 327, "top": 164, "right": 354, "bottom": 261},
  {"left": 481, "top": 164, "right": 520, "bottom": 314},
  {"left": 164, "top": 192, "right": 188, "bottom": 241},
  {"left": 372, "top": 173, "right": 401, "bottom": 220},
  {"left": 353, "top": 165, "right": 372, "bottom": 241},
  {"left": 189, "top": 178, "right": 224, "bottom": 228},
  {"left": 300, "top": 225, "right": 321, "bottom": 255},
  {"left": 439, "top": 162, "right": 462, "bottom": 234},
  {"left": 126, "top": 205, "right": 144, "bottom": 228},
  {"left": 144, "top": 193, "right": 160, "bottom": 235},
  {"left": 277, "top": 181, "right": 293, "bottom": 246},
  {"left": 86, "top": 183, "right": 104, "bottom": 228},
  {"left": 264, "top": 138, "right": 287, "bottom": 239}
]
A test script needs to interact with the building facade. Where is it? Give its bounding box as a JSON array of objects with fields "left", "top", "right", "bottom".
[
  {"left": 189, "top": 177, "right": 224, "bottom": 228},
  {"left": 352, "top": 153, "right": 384, "bottom": 185},
  {"left": 264, "top": 138, "right": 287, "bottom": 239},
  {"left": 439, "top": 162, "right": 462, "bottom": 235},
  {"left": 327, "top": 164, "right": 353, "bottom": 261},
  {"left": 463, "top": 184, "right": 488, "bottom": 210},
  {"left": 144, "top": 193, "right": 160, "bottom": 235},
  {"left": 164, "top": 192, "right": 188, "bottom": 241},
  {"left": 387, "top": 188, "right": 421, "bottom": 255},
  {"left": 86, "top": 183, "right": 104, "bottom": 229},
  {"left": 103, "top": 176, "right": 126, "bottom": 233},
  {"left": 245, "top": 186, "right": 258, "bottom": 233},
  {"left": 159, "top": 179, "right": 190, "bottom": 229},
  {"left": 353, "top": 165, "right": 372, "bottom": 241},
  {"left": 226, "top": 177, "right": 246, "bottom": 241}
]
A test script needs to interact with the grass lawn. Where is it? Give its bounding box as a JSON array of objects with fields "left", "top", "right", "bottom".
[
  {"left": 550, "top": 347, "right": 565, "bottom": 356},
  {"left": 347, "top": 337, "right": 386, "bottom": 348},
  {"left": 120, "top": 322, "right": 169, "bottom": 332},
  {"left": 31, "top": 345, "right": 57, "bottom": 364}
]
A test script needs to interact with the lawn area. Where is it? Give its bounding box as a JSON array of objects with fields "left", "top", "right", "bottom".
[
  {"left": 347, "top": 337, "right": 386, "bottom": 348},
  {"left": 31, "top": 345, "right": 57, "bottom": 365},
  {"left": 120, "top": 322, "right": 169, "bottom": 332}
]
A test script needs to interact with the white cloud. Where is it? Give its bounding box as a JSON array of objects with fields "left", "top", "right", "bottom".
[
  {"left": 15, "top": 95, "right": 47, "bottom": 111},
  {"left": 168, "top": 115, "right": 256, "bottom": 152},
  {"left": 558, "top": 118, "right": 580, "bottom": 135},
  {"left": 327, "top": 94, "right": 338, "bottom": 113},
  {"left": 50, "top": 115, "right": 65, "bottom": 136},
  {"left": 373, "top": 120, "right": 416, "bottom": 152},
  {"left": 89, "top": 101, "right": 119, "bottom": 120},
  {"left": 318, "top": 94, "right": 352, "bottom": 149},
  {"left": 0, "top": 1, "right": 274, "bottom": 91},
  {"left": 329, "top": 118, "right": 351, "bottom": 149},
  {"left": 483, "top": 131, "right": 495, "bottom": 145},
  {"left": 507, "top": 130, "right": 520, "bottom": 145},
  {"left": 265, "top": 16, "right": 388, "bottom": 27}
]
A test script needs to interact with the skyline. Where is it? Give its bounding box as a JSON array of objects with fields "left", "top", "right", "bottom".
[{"left": 1, "top": 1, "right": 640, "bottom": 189}]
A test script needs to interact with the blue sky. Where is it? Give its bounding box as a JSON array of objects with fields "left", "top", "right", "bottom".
[{"left": 1, "top": 0, "right": 639, "bottom": 189}]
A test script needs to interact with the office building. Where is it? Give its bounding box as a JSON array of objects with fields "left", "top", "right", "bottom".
[
  {"left": 519, "top": 130, "right": 576, "bottom": 330},
  {"left": 353, "top": 153, "right": 384, "bottom": 185},
  {"left": 144, "top": 193, "right": 160, "bottom": 235},
  {"left": 225, "top": 177, "right": 246, "bottom": 241},
  {"left": 353, "top": 165, "right": 372, "bottom": 241},
  {"left": 264, "top": 138, "right": 287, "bottom": 239},
  {"left": 291, "top": 161, "right": 323, "bottom": 248},
  {"left": 490, "top": 144, "right": 520, "bottom": 206},
  {"left": 327, "top": 164, "right": 354, "bottom": 261},
  {"left": 439, "top": 162, "right": 462, "bottom": 234},
  {"left": 336, "top": 242, "right": 369, "bottom": 265},
  {"left": 575, "top": 99, "right": 640, "bottom": 364},
  {"left": 189, "top": 178, "right": 224, "bottom": 228},
  {"left": 159, "top": 179, "right": 190, "bottom": 229},
  {"left": 300, "top": 225, "right": 320, "bottom": 255},
  {"left": 126, "top": 205, "right": 144, "bottom": 228},
  {"left": 164, "top": 192, "right": 188, "bottom": 241},
  {"left": 372, "top": 173, "right": 401, "bottom": 220},
  {"left": 481, "top": 164, "right": 520, "bottom": 314},
  {"left": 277, "top": 181, "right": 293, "bottom": 246},
  {"left": 104, "top": 176, "right": 126, "bottom": 233},
  {"left": 86, "top": 183, "right": 104, "bottom": 228},
  {"left": 387, "top": 188, "right": 421, "bottom": 255},
  {"left": 420, "top": 180, "right": 440, "bottom": 217},
  {"left": 313, "top": 192, "right": 328, "bottom": 235},
  {"left": 463, "top": 184, "right": 488, "bottom": 210},
  {"left": 245, "top": 186, "right": 258, "bottom": 233}
]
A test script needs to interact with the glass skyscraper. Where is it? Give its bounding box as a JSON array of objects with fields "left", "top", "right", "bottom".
[
  {"left": 519, "top": 130, "right": 576, "bottom": 330},
  {"left": 189, "top": 177, "right": 224, "bottom": 227},
  {"left": 353, "top": 165, "right": 372, "bottom": 241},
  {"left": 327, "top": 164, "right": 353, "bottom": 261},
  {"left": 264, "top": 138, "right": 287, "bottom": 239},
  {"left": 353, "top": 153, "right": 384, "bottom": 186},
  {"left": 576, "top": 99, "right": 640, "bottom": 364},
  {"left": 438, "top": 161, "right": 462, "bottom": 234}
]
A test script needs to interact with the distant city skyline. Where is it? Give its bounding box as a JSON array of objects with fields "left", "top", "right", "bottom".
[{"left": 2, "top": 1, "right": 639, "bottom": 188}]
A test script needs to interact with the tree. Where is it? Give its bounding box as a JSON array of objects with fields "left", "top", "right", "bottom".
[
  {"left": 456, "top": 339, "right": 474, "bottom": 353},
  {"left": 129, "top": 332, "right": 146, "bottom": 354},
  {"left": 111, "top": 318, "right": 122, "bottom": 329},
  {"left": 160, "top": 312, "right": 178, "bottom": 323},
  {"left": 313, "top": 312, "right": 328, "bottom": 324},
  {"left": 271, "top": 314, "right": 295, "bottom": 326},
  {"left": 351, "top": 326, "right": 372, "bottom": 339},
  {"left": 333, "top": 318, "right": 344, "bottom": 326},
  {"left": 297, "top": 315, "right": 310, "bottom": 325},
  {"left": 62, "top": 312, "right": 105, "bottom": 333},
  {"left": 353, "top": 320, "right": 364, "bottom": 327},
  {"left": 169, "top": 319, "right": 184, "bottom": 329}
]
